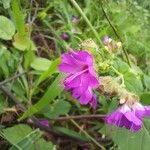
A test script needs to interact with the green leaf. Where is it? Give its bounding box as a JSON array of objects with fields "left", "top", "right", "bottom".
[
  {"left": 24, "top": 47, "right": 35, "bottom": 70},
  {"left": 53, "top": 126, "right": 88, "bottom": 141},
  {"left": 97, "top": 94, "right": 108, "bottom": 113},
  {"left": 113, "top": 58, "right": 143, "bottom": 94},
  {"left": 35, "top": 58, "right": 60, "bottom": 86},
  {"left": 113, "top": 58, "right": 130, "bottom": 74},
  {"left": 32, "top": 58, "right": 60, "bottom": 95},
  {"left": 19, "top": 73, "right": 65, "bottom": 121},
  {"left": 13, "top": 33, "right": 36, "bottom": 51},
  {"left": 11, "top": 0, "right": 25, "bottom": 36},
  {"left": 140, "top": 92, "right": 150, "bottom": 105},
  {"left": 10, "top": 129, "right": 42, "bottom": 150},
  {"left": 35, "top": 139, "right": 56, "bottom": 150},
  {"left": 124, "top": 72, "right": 143, "bottom": 94},
  {"left": 11, "top": 81, "right": 27, "bottom": 102},
  {"left": 0, "top": 15, "right": 15, "bottom": 40},
  {"left": 111, "top": 119, "right": 150, "bottom": 150},
  {"left": 144, "top": 75, "right": 150, "bottom": 89},
  {"left": 108, "top": 98, "right": 119, "bottom": 113},
  {"left": 0, "top": 124, "right": 32, "bottom": 145},
  {"left": 43, "top": 100, "right": 71, "bottom": 119},
  {"left": 31, "top": 57, "right": 51, "bottom": 71}
]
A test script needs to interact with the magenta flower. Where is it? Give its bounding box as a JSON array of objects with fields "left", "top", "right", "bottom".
[
  {"left": 105, "top": 102, "right": 150, "bottom": 132},
  {"left": 59, "top": 50, "right": 99, "bottom": 108}
]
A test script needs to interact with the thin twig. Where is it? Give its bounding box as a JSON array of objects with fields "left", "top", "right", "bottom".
[
  {"left": 0, "top": 86, "right": 26, "bottom": 111},
  {"left": 100, "top": 2, "right": 131, "bottom": 67},
  {"left": 0, "top": 72, "right": 26, "bottom": 87},
  {"left": 70, "top": 0, "right": 103, "bottom": 47},
  {"left": 55, "top": 114, "right": 106, "bottom": 121},
  {"left": 66, "top": 114, "right": 106, "bottom": 150}
]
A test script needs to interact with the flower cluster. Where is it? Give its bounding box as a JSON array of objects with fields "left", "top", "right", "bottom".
[
  {"left": 103, "top": 36, "right": 122, "bottom": 54},
  {"left": 59, "top": 50, "right": 99, "bottom": 109},
  {"left": 105, "top": 102, "right": 150, "bottom": 132},
  {"left": 58, "top": 45, "right": 150, "bottom": 133}
]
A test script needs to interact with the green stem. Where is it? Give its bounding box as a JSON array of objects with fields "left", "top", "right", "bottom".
[
  {"left": 111, "top": 66, "right": 125, "bottom": 87},
  {"left": 70, "top": 0, "right": 103, "bottom": 47},
  {"left": 66, "top": 114, "right": 106, "bottom": 150},
  {"left": 100, "top": 2, "right": 131, "bottom": 67},
  {"left": 43, "top": 20, "right": 69, "bottom": 50}
]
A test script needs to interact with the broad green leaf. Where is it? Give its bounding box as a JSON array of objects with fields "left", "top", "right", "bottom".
[
  {"left": 107, "top": 98, "right": 119, "bottom": 113},
  {"left": 43, "top": 100, "right": 71, "bottom": 119},
  {"left": 35, "top": 58, "right": 60, "bottom": 86},
  {"left": 24, "top": 46, "right": 35, "bottom": 69},
  {"left": 32, "top": 58, "right": 60, "bottom": 95},
  {"left": 11, "top": 0, "right": 25, "bottom": 36},
  {"left": 0, "top": 124, "right": 32, "bottom": 145},
  {"left": 10, "top": 129, "right": 42, "bottom": 150},
  {"left": 13, "top": 33, "right": 36, "bottom": 51},
  {"left": 144, "top": 75, "right": 150, "bottom": 89},
  {"left": 11, "top": 0, "right": 36, "bottom": 51},
  {"left": 124, "top": 72, "right": 143, "bottom": 94},
  {"left": 111, "top": 119, "right": 150, "bottom": 150},
  {"left": 31, "top": 57, "right": 51, "bottom": 71},
  {"left": 11, "top": 81, "right": 27, "bottom": 102},
  {"left": 113, "top": 58, "right": 129, "bottom": 74},
  {"left": 19, "top": 74, "right": 64, "bottom": 121},
  {"left": 53, "top": 126, "right": 88, "bottom": 141},
  {"left": 0, "top": 15, "right": 15, "bottom": 40},
  {"left": 35, "top": 139, "right": 56, "bottom": 150},
  {"left": 140, "top": 92, "right": 150, "bottom": 105},
  {"left": 113, "top": 58, "right": 143, "bottom": 94},
  {"left": 97, "top": 94, "right": 108, "bottom": 113}
]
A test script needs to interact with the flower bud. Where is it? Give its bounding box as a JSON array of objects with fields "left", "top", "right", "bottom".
[
  {"left": 60, "top": 32, "right": 70, "bottom": 41},
  {"left": 71, "top": 16, "right": 79, "bottom": 24}
]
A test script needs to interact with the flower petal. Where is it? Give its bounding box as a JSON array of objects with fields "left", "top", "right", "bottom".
[
  {"left": 79, "top": 89, "right": 93, "bottom": 105},
  {"left": 59, "top": 50, "right": 99, "bottom": 108},
  {"left": 90, "top": 94, "right": 97, "bottom": 109},
  {"left": 144, "top": 106, "right": 150, "bottom": 116}
]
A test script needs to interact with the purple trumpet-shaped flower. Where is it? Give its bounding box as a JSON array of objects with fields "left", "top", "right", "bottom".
[
  {"left": 59, "top": 50, "right": 99, "bottom": 109},
  {"left": 105, "top": 102, "right": 150, "bottom": 132}
]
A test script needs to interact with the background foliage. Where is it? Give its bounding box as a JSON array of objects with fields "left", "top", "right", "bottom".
[{"left": 0, "top": 0, "right": 150, "bottom": 149}]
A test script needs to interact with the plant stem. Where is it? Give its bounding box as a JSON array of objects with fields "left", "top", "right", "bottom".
[
  {"left": 66, "top": 114, "right": 106, "bottom": 150},
  {"left": 70, "top": 0, "right": 103, "bottom": 47},
  {"left": 54, "top": 114, "right": 106, "bottom": 121},
  {"left": 0, "top": 72, "right": 26, "bottom": 86},
  {"left": 100, "top": 2, "right": 131, "bottom": 67},
  {"left": 111, "top": 66, "right": 125, "bottom": 87},
  {"left": 43, "top": 20, "right": 69, "bottom": 50}
]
